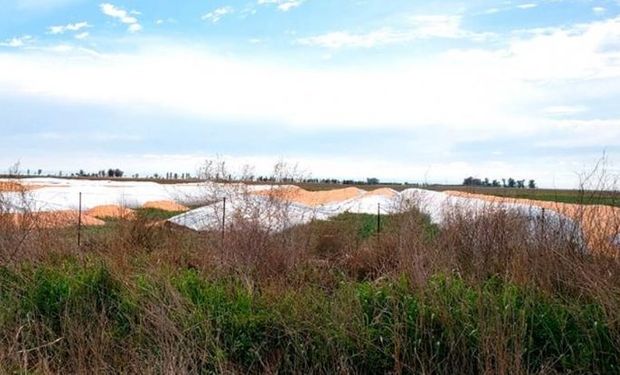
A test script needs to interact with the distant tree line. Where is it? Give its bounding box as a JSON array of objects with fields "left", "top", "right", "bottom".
[
  {"left": 6, "top": 159, "right": 422, "bottom": 187},
  {"left": 463, "top": 176, "right": 536, "bottom": 189},
  {"left": 250, "top": 177, "right": 387, "bottom": 185},
  {"left": 2, "top": 164, "right": 423, "bottom": 187}
]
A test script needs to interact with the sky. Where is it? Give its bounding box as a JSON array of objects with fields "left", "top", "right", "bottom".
[{"left": 1, "top": 0, "right": 619, "bottom": 187}]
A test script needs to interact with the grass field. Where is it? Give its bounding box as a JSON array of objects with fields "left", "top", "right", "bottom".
[
  {"left": 296, "top": 183, "right": 620, "bottom": 208},
  {"left": 427, "top": 185, "right": 620, "bottom": 207},
  {"left": 1, "top": 195, "right": 620, "bottom": 373}
]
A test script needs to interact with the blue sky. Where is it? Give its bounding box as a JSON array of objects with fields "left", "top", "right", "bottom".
[{"left": 1, "top": 0, "right": 619, "bottom": 187}]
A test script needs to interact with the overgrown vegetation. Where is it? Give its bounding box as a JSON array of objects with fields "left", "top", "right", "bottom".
[{"left": 1, "top": 199, "right": 619, "bottom": 373}]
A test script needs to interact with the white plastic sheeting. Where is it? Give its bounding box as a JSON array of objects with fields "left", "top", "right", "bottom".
[
  {"left": 0, "top": 178, "right": 271, "bottom": 212},
  {"left": 0, "top": 178, "right": 586, "bottom": 248},
  {"left": 168, "top": 187, "right": 584, "bottom": 250},
  {"left": 169, "top": 195, "right": 331, "bottom": 232}
]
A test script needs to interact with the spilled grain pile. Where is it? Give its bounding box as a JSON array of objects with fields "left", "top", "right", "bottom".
[
  {"left": 86, "top": 205, "right": 136, "bottom": 220},
  {"left": 142, "top": 200, "right": 189, "bottom": 212},
  {"left": 0, "top": 181, "right": 27, "bottom": 192},
  {"left": 0, "top": 181, "right": 47, "bottom": 192},
  {"left": 255, "top": 186, "right": 365, "bottom": 207},
  {"left": 9, "top": 211, "right": 105, "bottom": 229},
  {"left": 445, "top": 191, "right": 620, "bottom": 255}
]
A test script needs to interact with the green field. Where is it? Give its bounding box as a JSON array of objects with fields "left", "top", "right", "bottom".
[
  {"left": 426, "top": 186, "right": 620, "bottom": 207},
  {"left": 296, "top": 182, "right": 620, "bottom": 207}
]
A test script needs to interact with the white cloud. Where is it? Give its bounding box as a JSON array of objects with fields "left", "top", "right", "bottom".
[
  {"left": 202, "top": 6, "right": 234, "bottom": 23},
  {"left": 32, "top": 131, "right": 142, "bottom": 142},
  {"left": 128, "top": 23, "right": 142, "bottom": 33},
  {"left": 258, "top": 0, "right": 304, "bottom": 12},
  {"left": 517, "top": 3, "right": 538, "bottom": 9},
  {"left": 543, "top": 105, "right": 588, "bottom": 116},
  {"left": 503, "top": 16, "right": 620, "bottom": 81},
  {"left": 75, "top": 32, "right": 90, "bottom": 40},
  {"left": 100, "top": 3, "right": 142, "bottom": 32},
  {"left": 0, "top": 45, "right": 518, "bottom": 135},
  {"left": 483, "top": 8, "right": 500, "bottom": 14},
  {"left": 593, "top": 6, "right": 606, "bottom": 14},
  {"left": 2, "top": 14, "right": 620, "bottom": 187},
  {"left": 297, "top": 15, "right": 492, "bottom": 49},
  {"left": 48, "top": 21, "right": 90, "bottom": 35},
  {"left": 409, "top": 15, "right": 472, "bottom": 39},
  {"left": 534, "top": 119, "right": 620, "bottom": 148},
  {"left": 297, "top": 29, "right": 408, "bottom": 49},
  {"left": 240, "top": 6, "right": 258, "bottom": 18},
  {"left": 155, "top": 18, "right": 176, "bottom": 26},
  {"left": 0, "top": 35, "right": 33, "bottom": 48},
  {"left": 0, "top": 16, "right": 619, "bottom": 181}
]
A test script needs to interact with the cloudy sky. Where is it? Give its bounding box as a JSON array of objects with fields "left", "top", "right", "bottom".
[{"left": 1, "top": 0, "right": 619, "bottom": 187}]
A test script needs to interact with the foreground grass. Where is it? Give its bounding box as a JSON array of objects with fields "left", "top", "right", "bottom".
[
  {"left": 0, "top": 262, "right": 617, "bottom": 374},
  {"left": 1, "top": 206, "right": 619, "bottom": 373}
]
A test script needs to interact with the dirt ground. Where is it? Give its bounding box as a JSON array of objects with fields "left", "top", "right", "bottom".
[
  {"left": 142, "top": 200, "right": 189, "bottom": 212},
  {"left": 6, "top": 211, "right": 105, "bottom": 229}
]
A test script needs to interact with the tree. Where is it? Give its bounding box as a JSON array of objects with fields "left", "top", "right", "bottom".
[
  {"left": 492, "top": 179, "right": 501, "bottom": 187},
  {"left": 528, "top": 179, "right": 536, "bottom": 189},
  {"left": 199, "top": 160, "right": 216, "bottom": 180},
  {"left": 8, "top": 161, "right": 21, "bottom": 177},
  {"left": 113, "top": 169, "right": 124, "bottom": 178},
  {"left": 463, "top": 176, "right": 483, "bottom": 186},
  {"left": 507, "top": 178, "right": 516, "bottom": 188},
  {"left": 240, "top": 164, "right": 255, "bottom": 182},
  {"left": 367, "top": 178, "right": 380, "bottom": 185}
]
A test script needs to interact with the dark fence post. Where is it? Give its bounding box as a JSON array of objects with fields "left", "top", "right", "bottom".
[
  {"left": 377, "top": 203, "right": 381, "bottom": 234},
  {"left": 77, "top": 192, "right": 82, "bottom": 247},
  {"left": 222, "top": 197, "right": 226, "bottom": 245}
]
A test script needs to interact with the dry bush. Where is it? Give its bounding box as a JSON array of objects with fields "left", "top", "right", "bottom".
[{"left": 0, "top": 183, "right": 40, "bottom": 263}]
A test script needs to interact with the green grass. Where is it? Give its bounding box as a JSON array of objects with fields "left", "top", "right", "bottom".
[
  {"left": 1, "top": 263, "right": 617, "bottom": 373},
  {"left": 134, "top": 207, "right": 186, "bottom": 221},
  {"left": 2, "top": 191, "right": 618, "bottom": 373},
  {"left": 328, "top": 212, "right": 385, "bottom": 240},
  {"left": 428, "top": 186, "right": 620, "bottom": 207},
  {"left": 309, "top": 211, "right": 438, "bottom": 241}
]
